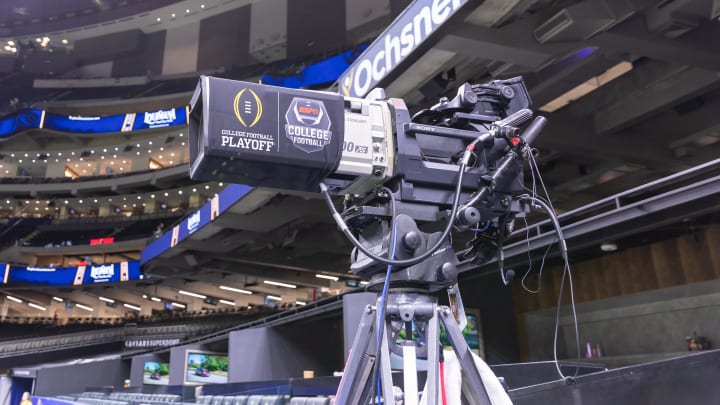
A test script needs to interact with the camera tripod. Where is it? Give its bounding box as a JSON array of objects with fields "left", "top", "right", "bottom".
[
  {"left": 335, "top": 288, "right": 492, "bottom": 405},
  {"left": 327, "top": 112, "right": 546, "bottom": 404},
  {"left": 332, "top": 205, "right": 495, "bottom": 404}
]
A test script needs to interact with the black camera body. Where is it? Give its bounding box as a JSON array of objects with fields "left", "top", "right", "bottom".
[{"left": 189, "top": 76, "right": 531, "bottom": 213}]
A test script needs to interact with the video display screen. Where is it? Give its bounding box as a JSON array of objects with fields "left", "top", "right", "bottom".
[
  {"left": 439, "top": 312, "right": 483, "bottom": 356},
  {"left": 185, "top": 351, "right": 229, "bottom": 384},
  {"left": 0, "top": 261, "right": 141, "bottom": 286},
  {"left": 143, "top": 361, "right": 170, "bottom": 385},
  {"left": 0, "top": 107, "right": 187, "bottom": 138}
]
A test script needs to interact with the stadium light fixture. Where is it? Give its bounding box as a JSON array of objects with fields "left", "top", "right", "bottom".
[
  {"left": 124, "top": 303, "right": 141, "bottom": 311},
  {"left": 76, "top": 304, "right": 94, "bottom": 312},
  {"left": 6, "top": 296, "right": 22, "bottom": 303},
  {"left": 263, "top": 280, "right": 297, "bottom": 289},
  {"left": 52, "top": 296, "right": 64, "bottom": 302},
  {"left": 219, "top": 299, "right": 235, "bottom": 306},
  {"left": 98, "top": 296, "right": 115, "bottom": 303},
  {"left": 178, "top": 290, "right": 207, "bottom": 299},
  {"left": 219, "top": 285, "right": 252, "bottom": 295},
  {"left": 266, "top": 295, "right": 282, "bottom": 301},
  {"left": 28, "top": 303, "right": 46, "bottom": 311},
  {"left": 315, "top": 274, "right": 339, "bottom": 282}
]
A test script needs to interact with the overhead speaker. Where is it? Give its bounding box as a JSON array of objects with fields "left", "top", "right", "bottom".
[{"left": 534, "top": 0, "right": 634, "bottom": 43}]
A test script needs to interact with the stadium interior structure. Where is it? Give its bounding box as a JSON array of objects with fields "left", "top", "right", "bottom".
[{"left": 0, "top": 0, "right": 719, "bottom": 404}]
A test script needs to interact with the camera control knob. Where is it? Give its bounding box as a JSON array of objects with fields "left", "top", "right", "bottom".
[
  {"left": 401, "top": 231, "right": 422, "bottom": 252},
  {"left": 456, "top": 206, "right": 481, "bottom": 228},
  {"left": 500, "top": 85, "right": 515, "bottom": 101},
  {"left": 438, "top": 262, "right": 457, "bottom": 282}
]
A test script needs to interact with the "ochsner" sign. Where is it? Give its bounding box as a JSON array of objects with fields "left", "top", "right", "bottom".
[{"left": 339, "top": 0, "right": 468, "bottom": 98}]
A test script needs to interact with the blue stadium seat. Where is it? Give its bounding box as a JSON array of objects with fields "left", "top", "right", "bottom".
[
  {"left": 260, "top": 396, "right": 284, "bottom": 405},
  {"left": 246, "top": 397, "right": 263, "bottom": 405}
]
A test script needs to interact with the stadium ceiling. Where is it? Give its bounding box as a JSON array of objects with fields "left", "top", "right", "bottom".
[{"left": 4, "top": 0, "right": 720, "bottom": 314}]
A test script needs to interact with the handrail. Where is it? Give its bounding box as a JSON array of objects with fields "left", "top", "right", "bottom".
[
  {"left": 518, "top": 157, "right": 720, "bottom": 237},
  {"left": 459, "top": 158, "right": 720, "bottom": 274}
]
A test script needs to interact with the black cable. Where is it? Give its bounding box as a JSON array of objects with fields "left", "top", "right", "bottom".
[
  {"left": 497, "top": 216, "right": 513, "bottom": 286},
  {"left": 521, "top": 241, "right": 554, "bottom": 294},
  {"left": 519, "top": 194, "right": 580, "bottom": 381},
  {"left": 319, "top": 160, "right": 467, "bottom": 268}
]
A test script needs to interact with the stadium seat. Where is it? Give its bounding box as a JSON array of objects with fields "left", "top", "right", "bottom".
[
  {"left": 246, "top": 397, "right": 263, "bottom": 405},
  {"left": 260, "top": 396, "right": 284, "bottom": 405}
]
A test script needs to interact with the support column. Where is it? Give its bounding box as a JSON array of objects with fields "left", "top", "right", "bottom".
[
  {"left": 186, "top": 299, "right": 203, "bottom": 312},
  {"left": 144, "top": 200, "right": 159, "bottom": 214},
  {"left": 49, "top": 300, "right": 66, "bottom": 323},
  {"left": 98, "top": 203, "right": 112, "bottom": 217},
  {"left": 46, "top": 162, "right": 66, "bottom": 178},
  {"left": 12, "top": 202, "right": 23, "bottom": 217},
  {"left": 188, "top": 193, "right": 202, "bottom": 210},
  {"left": 0, "top": 299, "right": 8, "bottom": 319},
  {"left": 131, "top": 156, "right": 148, "bottom": 172},
  {"left": 140, "top": 305, "right": 153, "bottom": 317}
]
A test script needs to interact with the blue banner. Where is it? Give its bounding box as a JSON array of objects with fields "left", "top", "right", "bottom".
[
  {"left": 0, "top": 106, "right": 188, "bottom": 138},
  {"left": 43, "top": 112, "right": 127, "bottom": 133},
  {"left": 0, "top": 109, "right": 43, "bottom": 135},
  {"left": 141, "top": 184, "right": 254, "bottom": 264},
  {"left": 261, "top": 47, "right": 366, "bottom": 89},
  {"left": 0, "top": 261, "right": 142, "bottom": 286}
]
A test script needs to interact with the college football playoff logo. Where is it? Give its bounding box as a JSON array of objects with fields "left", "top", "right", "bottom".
[{"left": 233, "top": 88, "right": 263, "bottom": 128}]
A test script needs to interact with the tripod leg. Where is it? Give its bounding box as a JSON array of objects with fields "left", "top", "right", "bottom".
[
  {"left": 335, "top": 305, "right": 378, "bottom": 404},
  {"left": 379, "top": 320, "right": 396, "bottom": 405},
  {"left": 438, "top": 307, "right": 492, "bottom": 405},
  {"left": 424, "top": 306, "right": 440, "bottom": 405}
]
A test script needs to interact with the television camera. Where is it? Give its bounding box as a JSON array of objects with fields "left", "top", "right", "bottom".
[
  {"left": 189, "top": 76, "right": 545, "bottom": 290},
  {"left": 189, "top": 75, "right": 547, "bottom": 404}
]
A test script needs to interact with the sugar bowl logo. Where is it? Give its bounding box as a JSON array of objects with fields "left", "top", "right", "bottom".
[
  {"left": 90, "top": 264, "right": 115, "bottom": 282},
  {"left": 284, "top": 98, "right": 332, "bottom": 153},
  {"left": 233, "top": 88, "right": 263, "bottom": 128},
  {"left": 187, "top": 210, "right": 201, "bottom": 234}
]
